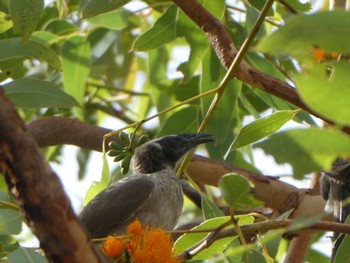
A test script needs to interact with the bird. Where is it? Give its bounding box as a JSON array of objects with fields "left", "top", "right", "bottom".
[
  {"left": 320, "top": 158, "right": 350, "bottom": 223},
  {"left": 79, "top": 133, "right": 214, "bottom": 238},
  {"left": 320, "top": 158, "right": 350, "bottom": 261}
]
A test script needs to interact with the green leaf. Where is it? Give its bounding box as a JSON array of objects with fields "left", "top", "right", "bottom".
[
  {"left": 62, "top": 35, "right": 91, "bottom": 106},
  {"left": 44, "top": 19, "right": 76, "bottom": 36},
  {"left": 256, "top": 11, "right": 350, "bottom": 56},
  {"left": 279, "top": 0, "right": 311, "bottom": 12},
  {"left": 294, "top": 62, "right": 350, "bottom": 126},
  {"left": 264, "top": 230, "right": 283, "bottom": 259},
  {"left": 242, "top": 249, "right": 267, "bottom": 263},
  {"left": 229, "top": 110, "right": 298, "bottom": 150},
  {"left": 83, "top": 154, "right": 109, "bottom": 205},
  {"left": 79, "top": 0, "right": 130, "bottom": 19},
  {"left": 0, "top": 209, "right": 21, "bottom": 235},
  {"left": 174, "top": 216, "right": 254, "bottom": 260},
  {"left": 254, "top": 128, "right": 350, "bottom": 179},
  {"left": 176, "top": 0, "right": 226, "bottom": 82},
  {"left": 9, "top": 0, "right": 44, "bottom": 41},
  {"left": 201, "top": 195, "right": 225, "bottom": 220},
  {"left": 158, "top": 106, "right": 198, "bottom": 137},
  {"left": 332, "top": 215, "right": 350, "bottom": 263},
  {"left": 0, "top": 11, "right": 13, "bottom": 33},
  {"left": 31, "top": 31, "right": 58, "bottom": 45},
  {"left": 3, "top": 79, "right": 79, "bottom": 108},
  {"left": 0, "top": 58, "right": 25, "bottom": 81},
  {"left": 0, "top": 38, "right": 61, "bottom": 70},
  {"left": 85, "top": 9, "right": 128, "bottom": 30},
  {"left": 305, "top": 248, "right": 329, "bottom": 263},
  {"left": 133, "top": 5, "right": 177, "bottom": 51},
  {"left": 219, "top": 174, "right": 250, "bottom": 209},
  {"left": 8, "top": 248, "right": 48, "bottom": 263},
  {"left": 335, "top": 236, "right": 350, "bottom": 263},
  {"left": 201, "top": 48, "right": 241, "bottom": 159},
  {"left": 0, "top": 192, "right": 21, "bottom": 235}
]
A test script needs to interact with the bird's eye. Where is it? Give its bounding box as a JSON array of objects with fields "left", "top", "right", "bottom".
[{"left": 170, "top": 140, "right": 178, "bottom": 148}]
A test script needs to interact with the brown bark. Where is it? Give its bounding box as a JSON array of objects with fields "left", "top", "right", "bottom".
[
  {"left": 172, "top": 0, "right": 350, "bottom": 134},
  {"left": 28, "top": 116, "right": 327, "bottom": 221},
  {"left": 0, "top": 91, "right": 100, "bottom": 262}
]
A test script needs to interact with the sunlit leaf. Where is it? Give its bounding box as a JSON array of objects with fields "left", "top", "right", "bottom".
[
  {"left": 3, "top": 79, "right": 80, "bottom": 108},
  {"left": 174, "top": 216, "right": 254, "bottom": 260},
  {"left": 0, "top": 11, "right": 13, "bottom": 33},
  {"left": 83, "top": 154, "right": 109, "bottom": 205},
  {"left": 229, "top": 110, "right": 298, "bottom": 150},
  {"left": 62, "top": 35, "right": 91, "bottom": 106}
]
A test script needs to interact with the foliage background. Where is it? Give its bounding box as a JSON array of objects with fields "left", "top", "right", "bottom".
[{"left": 0, "top": 0, "right": 350, "bottom": 262}]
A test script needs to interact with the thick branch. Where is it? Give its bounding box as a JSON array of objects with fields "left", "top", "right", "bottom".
[
  {"left": 0, "top": 92, "right": 100, "bottom": 262},
  {"left": 28, "top": 116, "right": 121, "bottom": 152},
  {"left": 172, "top": 0, "right": 350, "bottom": 134},
  {"left": 28, "top": 117, "right": 328, "bottom": 221}
]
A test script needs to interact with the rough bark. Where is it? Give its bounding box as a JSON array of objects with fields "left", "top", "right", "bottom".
[{"left": 0, "top": 91, "right": 100, "bottom": 263}]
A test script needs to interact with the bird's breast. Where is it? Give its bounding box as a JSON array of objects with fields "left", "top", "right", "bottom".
[{"left": 139, "top": 170, "right": 184, "bottom": 230}]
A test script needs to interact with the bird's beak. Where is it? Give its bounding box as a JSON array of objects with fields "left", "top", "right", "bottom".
[{"left": 182, "top": 133, "right": 215, "bottom": 150}]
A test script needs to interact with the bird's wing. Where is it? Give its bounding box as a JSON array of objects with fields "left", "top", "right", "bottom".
[{"left": 79, "top": 176, "right": 155, "bottom": 238}]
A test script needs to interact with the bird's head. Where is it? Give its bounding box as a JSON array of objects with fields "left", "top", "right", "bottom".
[{"left": 132, "top": 133, "right": 214, "bottom": 174}]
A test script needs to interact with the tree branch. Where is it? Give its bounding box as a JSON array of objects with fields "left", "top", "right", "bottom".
[
  {"left": 172, "top": 0, "right": 350, "bottom": 134},
  {"left": 179, "top": 219, "right": 350, "bottom": 260},
  {"left": 0, "top": 92, "right": 100, "bottom": 262},
  {"left": 28, "top": 116, "right": 328, "bottom": 221}
]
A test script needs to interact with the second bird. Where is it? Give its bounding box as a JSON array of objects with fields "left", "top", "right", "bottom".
[{"left": 79, "top": 133, "right": 214, "bottom": 238}]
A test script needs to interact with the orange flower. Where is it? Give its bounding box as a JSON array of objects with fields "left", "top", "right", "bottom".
[
  {"left": 99, "top": 220, "right": 180, "bottom": 262},
  {"left": 100, "top": 236, "right": 123, "bottom": 258},
  {"left": 131, "top": 227, "right": 180, "bottom": 263},
  {"left": 127, "top": 219, "right": 143, "bottom": 237}
]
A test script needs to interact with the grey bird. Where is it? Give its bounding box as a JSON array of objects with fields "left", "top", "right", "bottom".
[
  {"left": 320, "top": 158, "right": 350, "bottom": 261},
  {"left": 79, "top": 133, "right": 214, "bottom": 238}
]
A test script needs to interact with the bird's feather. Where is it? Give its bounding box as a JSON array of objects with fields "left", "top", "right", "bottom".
[{"left": 79, "top": 176, "right": 155, "bottom": 238}]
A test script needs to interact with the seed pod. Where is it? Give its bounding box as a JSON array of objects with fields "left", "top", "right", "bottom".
[
  {"left": 136, "top": 134, "right": 149, "bottom": 147},
  {"left": 121, "top": 154, "right": 132, "bottom": 174},
  {"left": 113, "top": 152, "right": 129, "bottom": 162},
  {"left": 108, "top": 141, "right": 124, "bottom": 151},
  {"left": 107, "top": 149, "right": 123, "bottom": 157},
  {"left": 119, "top": 132, "right": 130, "bottom": 146}
]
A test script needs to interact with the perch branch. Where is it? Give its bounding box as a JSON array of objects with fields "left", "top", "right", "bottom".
[{"left": 28, "top": 116, "right": 328, "bottom": 221}]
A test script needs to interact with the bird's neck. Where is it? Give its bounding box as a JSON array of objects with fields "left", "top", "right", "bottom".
[{"left": 133, "top": 160, "right": 174, "bottom": 175}]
